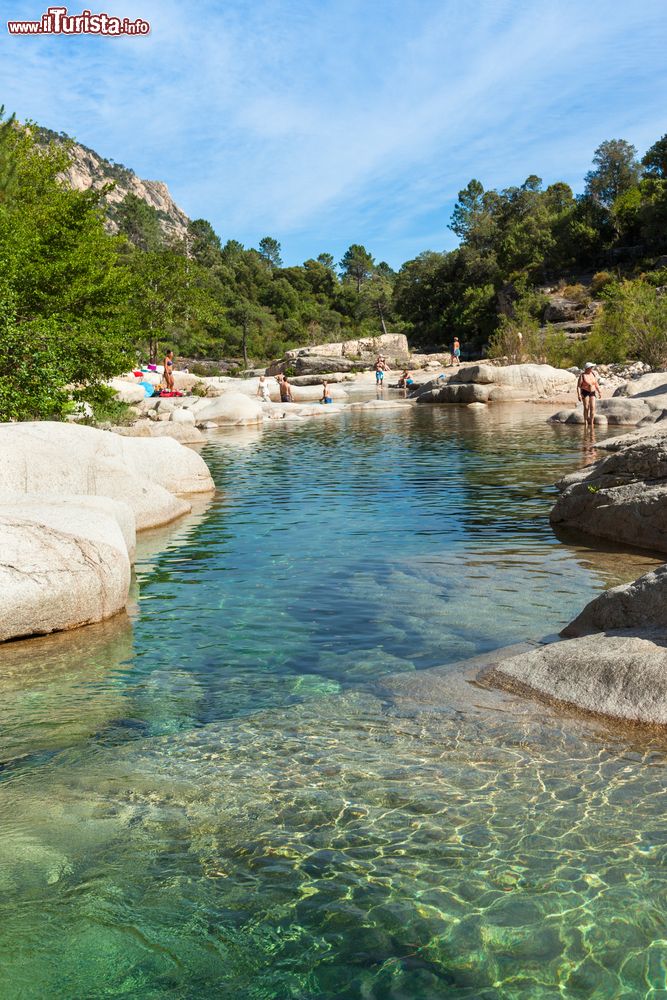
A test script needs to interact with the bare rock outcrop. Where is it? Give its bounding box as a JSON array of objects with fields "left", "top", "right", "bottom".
[
  {"left": 268, "top": 333, "right": 410, "bottom": 376},
  {"left": 0, "top": 422, "right": 214, "bottom": 531},
  {"left": 549, "top": 397, "right": 661, "bottom": 426},
  {"left": 550, "top": 426, "right": 667, "bottom": 553},
  {"left": 563, "top": 565, "right": 667, "bottom": 637},
  {"left": 413, "top": 364, "right": 576, "bottom": 404},
  {"left": 58, "top": 137, "right": 190, "bottom": 242}
]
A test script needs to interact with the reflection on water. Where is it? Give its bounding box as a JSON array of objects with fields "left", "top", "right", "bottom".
[{"left": 0, "top": 403, "right": 665, "bottom": 999}]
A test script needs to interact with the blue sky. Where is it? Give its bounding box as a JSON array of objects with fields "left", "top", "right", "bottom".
[{"left": 2, "top": 0, "right": 666, "bottom": 267}]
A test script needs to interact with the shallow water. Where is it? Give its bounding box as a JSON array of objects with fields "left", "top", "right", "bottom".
[{"left": 1, "top": 403, "right": 665, "bottom": 999}]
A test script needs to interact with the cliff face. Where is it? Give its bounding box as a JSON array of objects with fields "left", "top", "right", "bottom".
[{"left": 42, "top": 130, "right": 190, "bottom": 242}]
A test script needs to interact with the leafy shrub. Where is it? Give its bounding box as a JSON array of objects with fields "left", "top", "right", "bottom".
[
  {"left": 76, "top": 385, "right": 136, "bottom": 426},
  {"left": 561, "top": 283, "right": 590, "bottom": 305},
  {"left": 644, "top": 267, "right": 667, "bottom": 288},
  {"left": 590, "top": 271, "right": 615, "bottom": 295},
  {"left": 578, "top": 279, "right": 667, "bottom": 367}
]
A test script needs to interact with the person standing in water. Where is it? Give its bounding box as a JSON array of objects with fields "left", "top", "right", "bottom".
[
  {"left": 375, "top": 356, "right": 387, "bottom": 387},
  {"left": 451, "top": 338, "right": 461, "bottom": 366},
  {"left": 163, "top": 350, "right": 175, "bottom": 390},
  {"left": 577, "top": 362, "right": 602, "bottom": 427},
  {"left": 257, "top": 375, "right": 272, "bottom": 403},
  {"left": 279, "top": 374, "right": 293, "bottom": 402},
  {"left": 321, "top": 380, "right": 333, "bottom": 404}
]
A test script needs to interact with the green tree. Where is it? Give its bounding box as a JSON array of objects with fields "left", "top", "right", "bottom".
[
  {"left": 584, "top": 139, "right": 641, "bottom": 209},
  {"left": 360, "top": 273, "right": 394, "bottom": 336},
  {"left": 316, "top": 252, "right": 336, "bottom": 271},
  {"left": 339, "top": 244, "right": 375, "bottom": 291},
  {"left": 593, "top": 280, "right": 667, "bottom": 368},
  {"left": 642, "top": 134, "right": 667, "bottom": 178},
  {"left": 115, "top": 192, "right": 164, "bottom": 251},
  {"left": 188, "top": 218, "right": 222, "bottom": 267},
  {"left": 258, "top": 236, "right": 282, "bottom": 268},
  {"left": 0, "top": 121, "right": 131, "bottom": 419}
]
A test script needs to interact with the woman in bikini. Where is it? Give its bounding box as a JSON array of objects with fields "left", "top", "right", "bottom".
[
  {"left": 577, "top": 362, "right": 601, "bottom": 427},
  {"left": 163, "top": 350, "right": 175, "bottom": 390}
]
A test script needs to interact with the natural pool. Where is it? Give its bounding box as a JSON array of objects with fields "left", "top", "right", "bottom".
[{"left": 1, "top": 403, "right": 666, "bottom": 999}]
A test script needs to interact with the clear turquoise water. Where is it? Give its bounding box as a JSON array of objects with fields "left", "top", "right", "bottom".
[{"left": 1, "top": 404, "right": 666, "bottom": 999}]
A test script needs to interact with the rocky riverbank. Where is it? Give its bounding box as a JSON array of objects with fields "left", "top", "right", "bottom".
[
  {"left": 0, "top": 422, "right": 215, "bottom": 642},
  {"left": 482, "top": 415, "right": 667, "bottom": 726}
]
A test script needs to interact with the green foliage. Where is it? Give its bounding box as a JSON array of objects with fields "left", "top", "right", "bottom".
[
  {"left": 642, "top": 134, "right": 667, "bottom": 179},
  {"left": 593, "top": 280, "right": 667, "bottom": 368},
  {"left": 258, "top": 236, "right": 282, "bottom": 268},
  {"left": 584, "top": 139, "right": 641, "bottom": 209},
  {"left": 5, "top": 116, "right": 667, "bottom": 398},
  {"left": 559, "top": 283, "right": 589, "bottom": 305},
  {"left": 591, "top": 271, "right": 614, "bottom": 295},
  {"left": 339, "top": 244, "right": 375, "bottom": 291},
  {"left": 0, "top": 121, "right": 132, "bottom": 421},
  {"left": 84, "top": 385, "right": 136, "bottom": 426},
  {"left": 113, "top": 193, "right": 164, "bottom": 251}
]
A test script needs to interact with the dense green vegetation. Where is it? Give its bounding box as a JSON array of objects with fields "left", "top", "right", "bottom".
[{"left": 1, "top": 112, "right": 666, "bottom": 421}]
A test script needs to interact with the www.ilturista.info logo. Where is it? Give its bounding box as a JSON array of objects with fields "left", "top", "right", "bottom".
[{"left": 7, "top": 6, "right": 150, "bottom": 34}]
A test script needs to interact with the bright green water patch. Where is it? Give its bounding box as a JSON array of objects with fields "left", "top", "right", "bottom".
[{"left": 0, "top": 404, "right": 664, "bottom": 998}]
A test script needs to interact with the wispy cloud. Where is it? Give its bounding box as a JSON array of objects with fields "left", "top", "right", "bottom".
[{"left": 1, "top": 0, "right": 665, "bottom": 266}]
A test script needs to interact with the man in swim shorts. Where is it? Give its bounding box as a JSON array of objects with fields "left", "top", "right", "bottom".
[
  {"left": 375, "top": 355, "right": 387, "bottom": 385},
  {"left": 577, "top": 362, "right": 601, "bottom": 427}
]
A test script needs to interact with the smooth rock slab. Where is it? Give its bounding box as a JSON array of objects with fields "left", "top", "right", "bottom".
[
  {"left": 0, "top": 498, "right": 132, "bottom": 641},
  {"left": 0, "top": 422, "right": 214, "bottom": 531},
  {"left": 489, "top": 632, "right": 667, "bottom": 724},
  {"left": 189, "top": 391, "right": 264, "bottom": 426}
]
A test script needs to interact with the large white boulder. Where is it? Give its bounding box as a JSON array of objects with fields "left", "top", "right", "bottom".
[
  {"left": 615, "top": 371, "right": 667, "bottom": 398},
  {"left": 414, "top": 364, "right": 576, "bottom": 404},
  {"left": 189, "top": 392, "right": 264, "bottom": 426},
  {"left": 108, "top": 377, "right": 147, "bottom": 404},
  {"left": 0, "top": 497, "right": 133, "bottom": 641},
  {"left": 0, "top": 422, "right": 214, "bottom": 531},
  {"left": 112, "top": 421, "right": 204, "bottom": 445}
]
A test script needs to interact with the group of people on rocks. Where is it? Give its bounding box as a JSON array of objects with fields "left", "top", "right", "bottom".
[{"left": 172, "top": 341, "right": 602, "bottom": 425}]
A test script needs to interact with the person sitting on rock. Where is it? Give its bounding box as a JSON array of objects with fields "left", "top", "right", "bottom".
[
  {"left": 321, "top": 381, "right": 333, "bottom": 404},
  {"left": 577, "top": 362, "right": 601, "bottom": 427}
]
